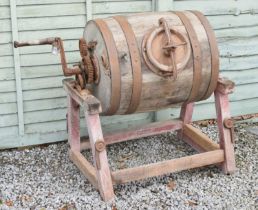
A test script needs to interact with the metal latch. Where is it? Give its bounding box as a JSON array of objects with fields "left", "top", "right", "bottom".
[{"left": 159, "top": 18, "right": 186, "bottom": 79}]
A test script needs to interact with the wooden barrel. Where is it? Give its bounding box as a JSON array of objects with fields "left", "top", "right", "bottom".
[{"left": 83, "top": 11, "right": 219, "bottom": 115}]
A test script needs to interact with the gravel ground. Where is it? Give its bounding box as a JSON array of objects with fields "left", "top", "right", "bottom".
[{"left": 0, "top": 122, "right": 257, "bottom": 210}]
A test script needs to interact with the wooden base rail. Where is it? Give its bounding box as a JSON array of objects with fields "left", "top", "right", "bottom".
[
  {"left": 63, "top": 77, "right": 237, "bottom": 202},
  {"left": 112, "top": 150, "right": 224, "bottom": 184},
  {"left": 80, "top": 119, "right": 183, "bottom": 150},
  {"left": 69, "top": 148, "right": 224, "bottom": 186},
  {"left": 182, "top": 124, "right": 220, "bottom": 152}
]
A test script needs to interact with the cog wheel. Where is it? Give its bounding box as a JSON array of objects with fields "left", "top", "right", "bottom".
[
  {"left": 79, "top": 38, "right": 88, "bottom": 57},
  {"left": 83, "top": 55, "right": 95, "bottom": 84},
  {"left": 79, "top": 38, "right": 97, "bottom": 84}
]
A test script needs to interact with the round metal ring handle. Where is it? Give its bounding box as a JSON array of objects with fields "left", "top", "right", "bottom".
[{"left": 145, "top": 27, "right": 191, "bottom": 73}]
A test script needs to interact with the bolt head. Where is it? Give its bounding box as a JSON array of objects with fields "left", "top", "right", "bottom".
[
  {"left": 95, "top": 140, "right": 105, "bottom": 152},
  {"left": 224, "top": 118, "right": 234, "bottom": 128}
]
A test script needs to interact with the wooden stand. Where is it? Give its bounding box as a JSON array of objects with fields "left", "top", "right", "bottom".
[{"left": 63, "top": 77, "right": 236, "bottom": 201}]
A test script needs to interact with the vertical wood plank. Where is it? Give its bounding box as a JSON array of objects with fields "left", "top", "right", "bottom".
[
  {"left": 156, "top": 0, "right": 174, "bottom": 11},
  {"left": 67, "top": 96, "right": 80, "bottom": 151},
  {"left": 215, "top": 90, "right": 236, "bottom": 174},
  {"left": 178, "top": 102, "right": 194, "bottom": 139},
  {"left": 180, "top": 103, "right": 194, "bottom": 124},
  {"left": 86, "top": 0, "right": 93, "bottom": 21},
  {"left": 10, "top": 0, "right": 24, "bottom": 136},
  {"left": 84, "top": 112, "right": 114, "bottom": 201}
]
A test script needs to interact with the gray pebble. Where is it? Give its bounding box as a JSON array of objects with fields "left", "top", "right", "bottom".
[{"left": 0, "top": 122, "right": 257, "bottom": 209}]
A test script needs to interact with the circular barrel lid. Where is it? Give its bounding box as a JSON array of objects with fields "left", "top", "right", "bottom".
[{"left": 142, "top": 20, "right": 191, "bottom": 78}]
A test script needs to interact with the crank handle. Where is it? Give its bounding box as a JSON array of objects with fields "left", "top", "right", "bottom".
[
  {"left": 14, "top": 37, "right": 58, "bottom": 48},
  {"left": 13, "top": 37, "right": 81, "bottom": 76}
]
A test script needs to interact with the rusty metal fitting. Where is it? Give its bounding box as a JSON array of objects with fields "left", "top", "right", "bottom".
[
  {"left": 79, "top": 38, "right": 99, "bottom": 85},
  {"left": 14, "top": 37, "right": 82, "bottom": 77},
  {"left": 101, "top": 54, "right": 109, "bottom": 70},
  {"left": 91, "top": 55, "right": 100, "bottom": 84},
  {"left": 79, "top": 38, "right": 88, "bottom": 57},
  {"left": 223, "top": 118, "right": 235, "bottom": 143},
  {"left": 87, "top": 41, "right": 98, "bottom": 53},
  {"left": 95, "top": 139, "right": 106, "bottom": 152},
  {"left": 223, "top": 118, "right": 234, "bottom": 129},
  {"left": 142, "top": 17, "right": 190, "bottom": 79},
  {"left": 14, "top": 37, "right": 99, "bottom": 92},
  {"left": 14, "top": 37, "right": 57, "bottom": 48},
  {"left": 95, "top": 139, "right": 105, "bottom": 170}
]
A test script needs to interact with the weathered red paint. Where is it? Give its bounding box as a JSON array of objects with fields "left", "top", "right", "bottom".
[
  {"left": 215, "top": 89, "right": 236, "bottom": 174},
  {"left": 67, "top": 95, "right": 80, "bottom": 152},
  {"left": 84, "top": 112, "right": 115, "bottom": 201},
  {"left": 63, "top": 77, "right": 236, "bottom": 202},
  {"left": 81, "top": 120, "right": 183, "bottom": 150},
  {"left": 177, "top": 102, "right": 194, "bottom": 139}
]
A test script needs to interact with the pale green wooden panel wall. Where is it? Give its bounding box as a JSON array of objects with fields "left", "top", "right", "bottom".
[
  {"left": 0, "top": 0, "right": 155, "bottom": 149},
  {"left": 0, "top": 0, "right": 257, "bottom": 148},
  {"left": 0, "top": 0, "right": 20, "bottom": 141}
]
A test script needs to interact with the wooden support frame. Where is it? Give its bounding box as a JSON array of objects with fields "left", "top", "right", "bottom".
[
  {"left": 214, "top": 78, "right": 236, "bottom": 174},
  {"left": 112, "top": 150, "right": 224, "bottom": 184},
  {"left": 63, "top": 76, "right": 236, "bottom": 201},
  {"left": 80, "top": 119, "right": 183, "bottom": 150},
  {"left": 182, "top": 124, "right": 220, "bottom": 152}
]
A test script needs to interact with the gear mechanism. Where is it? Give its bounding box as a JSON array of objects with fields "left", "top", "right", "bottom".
[
  {"left": 79, "top": 38, "right": 88, "bottom": 57},
  {"left": 83, "top": 55, "right": 95, "bottom": 84},
  {"left": 76, "top": 38, "right": 99, "bottom": 89}
]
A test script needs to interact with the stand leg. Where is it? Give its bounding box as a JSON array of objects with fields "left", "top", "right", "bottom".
[
  {"left": 178, "top": 103, "right": 194, "bottom": 138},
  {"left": 67, "top": 95, "right": 80, "bottom": 151},
  {"left": 180, "top": 102, "right": 194, "bottom": 124},
  {"left": 215, "top": 90, "right": 236, "bottom": 174},
  {"left": 84, "top": 111, "right": 115, "bottom": 201}
]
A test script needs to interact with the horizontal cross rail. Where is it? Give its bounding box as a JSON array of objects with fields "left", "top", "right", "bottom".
[
  {"left": 81, "top": 119, "right": 183, "bottom": 150},
  {"left": 182, "top": 124, "right": 220, "bottom": 152},
  {"left": 111, "top": 150, "right": 224, "bottom": 184}
]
